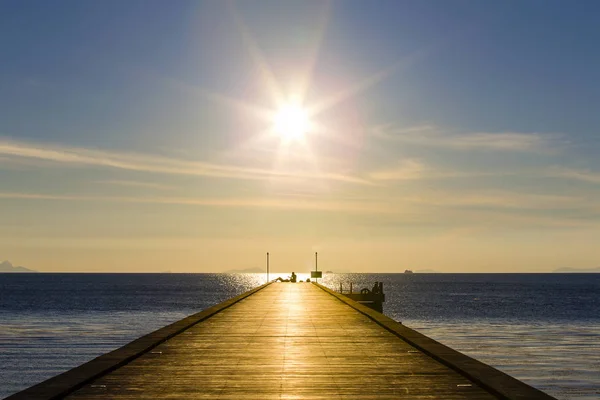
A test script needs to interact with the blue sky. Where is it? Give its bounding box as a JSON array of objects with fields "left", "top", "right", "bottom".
[{"left": 1, "top": 0, "right": 600, "bottom": 272}]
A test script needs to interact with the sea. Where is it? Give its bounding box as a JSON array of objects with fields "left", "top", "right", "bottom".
[{"left": 1, "top": 273, "right": 599, "bottom": 400}]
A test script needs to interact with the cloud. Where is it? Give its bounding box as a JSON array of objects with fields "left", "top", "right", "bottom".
[
  {"left": 548, "top": 167, "right": 600, "bottom": 184},
  {"left": 369, "top": 162, "right": 600, "bottom": 186},
  {"left": 373, "top": 124, "right": 559, "bottom": 152},
  {"left": 97, "top": 180, "right": 175, "bottom": 191},
  {"left": 0, "top": 137, "right": 370, "bottom": 185},
  {"left": 410, "top": 191, "right": 588, "bottom": 210},
  {"left": 2, "top": 187, "right": 596, "bottom": 218},
  {"left": 368, "top": 158, "right": 527, "bottom": 182},
  {"left": 0, "top": 192, "right": 393, "bottom": 214},
  {"left": 368, "top": 159, "right": 425, "bottom": 181}
]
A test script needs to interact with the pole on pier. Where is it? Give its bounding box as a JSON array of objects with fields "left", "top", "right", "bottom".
[
  {"left": 310, "top": 252, "right": 322, "bottom": 283},
  {"left": 267, "top": 252, "right": 269, "bottom": 283},
  {"left": 315, "top": 252, "right": 318, "bottom": 283}
]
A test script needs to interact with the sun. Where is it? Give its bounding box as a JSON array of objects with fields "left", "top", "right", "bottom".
[{"left": 272, "top": 103, "right": 310, "bottom": 142}]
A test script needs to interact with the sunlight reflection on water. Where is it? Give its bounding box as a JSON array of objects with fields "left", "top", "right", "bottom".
[{"left": 1, "top": 273, "right": 599, "bottom": 400}]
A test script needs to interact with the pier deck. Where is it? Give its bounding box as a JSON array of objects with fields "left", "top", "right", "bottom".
[{"left": 9, "top": 282, "right": 555, "bottom": 400}]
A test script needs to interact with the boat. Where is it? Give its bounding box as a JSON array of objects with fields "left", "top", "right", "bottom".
[{"left": 404, "top": 269, "right": 413, "bottom": 274}]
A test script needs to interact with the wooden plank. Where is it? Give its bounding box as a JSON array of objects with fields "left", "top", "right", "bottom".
[
  {"left": 63, "top": 283, "right": 503, "bottom": 399},
  {"left": 5, "top": 282, "right": 272, "bottom": 400},
  {"left": 315, "top": 283, "right": 556, "bottom": 400}
]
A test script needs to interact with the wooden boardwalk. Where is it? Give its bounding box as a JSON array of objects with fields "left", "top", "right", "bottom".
[{"left": 9, "top": 282, "right": 556, "bottom": 400}]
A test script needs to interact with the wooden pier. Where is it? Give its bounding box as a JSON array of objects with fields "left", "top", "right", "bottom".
[{"left": 8, "top": 282, "right": 555, "bottom": 400}]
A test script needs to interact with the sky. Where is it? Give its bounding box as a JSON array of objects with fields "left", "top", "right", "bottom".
[{"left": 1, "top": 0, "right": 600, "bottom": 273}]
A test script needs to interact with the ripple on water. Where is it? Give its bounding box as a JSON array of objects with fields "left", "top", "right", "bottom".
[
  {"left": 402, "top": 320, "right": 600, "bottom": 399},
  {"left": 1, "top": 273, "right": 599, "bottom": 400}
]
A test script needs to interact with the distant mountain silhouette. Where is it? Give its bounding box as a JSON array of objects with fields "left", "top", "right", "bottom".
[
  {"left": 553, "top": 267, "right": 600, "bottom": 273},
  {"left": 0, "top": 260, "right": 36, "bottom": 273},
  {"left": 224, "top": 267, "right": 264, "bottom": 273}
]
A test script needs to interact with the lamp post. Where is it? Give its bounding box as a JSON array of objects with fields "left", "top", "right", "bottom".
[{"left": 315, "top": 252, "right": 318, "bottom": 283}]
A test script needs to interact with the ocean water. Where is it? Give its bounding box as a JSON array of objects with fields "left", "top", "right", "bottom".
[{"left": 1, "top": 273, "right": 599, "bottom": 399}]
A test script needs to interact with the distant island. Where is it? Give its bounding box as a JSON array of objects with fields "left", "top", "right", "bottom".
[
  {"left": 553, "top": 267, "right": 600, "bottom": 273},
  {"left": 0, "top": 260, "right": 36, "bottom": 273},
  {"left": 224, "top": 267, "right": 264, "bottom": 273}
]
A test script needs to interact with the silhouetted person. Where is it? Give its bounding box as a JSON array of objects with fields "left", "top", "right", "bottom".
[
  {"left": 372, "top": 282, "right": 380, "bottom": 294},
  {"left": 274, "top": 272, "right": 297, "bottom": 282}
]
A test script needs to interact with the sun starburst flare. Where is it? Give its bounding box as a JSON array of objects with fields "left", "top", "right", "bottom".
[
  {"left": 272, "top": 103, "right": 311, "bottom": 143},
  {"left": 191, "top": 1, "right": 406, "bottom": 191}
]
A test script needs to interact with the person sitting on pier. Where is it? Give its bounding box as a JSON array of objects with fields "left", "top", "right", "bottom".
[
  {"left": 372, "top": 282, "right": 380, "bottom": 294},
  {"left": 274, "top": 272, "right": 297, "bottom": 283}
]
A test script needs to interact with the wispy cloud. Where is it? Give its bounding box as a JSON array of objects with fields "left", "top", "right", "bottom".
[
  {"left": 97, "top": 180, "right": 175, "bottom": 191},
  {"left": 410, "top": 191, "right": 589, "bottom": 210},
  {"left": 2, "top": 188, "right": 597, "bottom": 218},
  {"left": 370, "top": 161, "right": 600, "bottom": 186},
  {"left": 368, "top": 158, "right": 525, "bottom": 182},
  {"left": 373, "top": 124, "right": 559, "bottom": 152},
  {"left": 0, "top": 192, "right": 393, "bottom": 214},
  {"left": 548, "top": 167, "right": 600, "bottom": 184},
  {"left": 368, "top": 159, "right": 425, "bottom": 181},
  {"left": 0, "top": 137, "right": 370, "bottom": 185}
]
